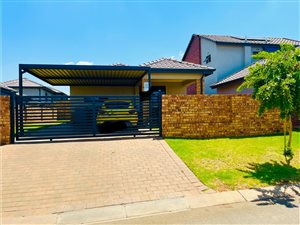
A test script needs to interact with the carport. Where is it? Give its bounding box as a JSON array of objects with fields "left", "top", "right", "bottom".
[
  {"left": 18, "top": 64, "right": 152, "bottom": 95},
  {"left": 16, "top": 64, "right": 161, "bottom": 141}
]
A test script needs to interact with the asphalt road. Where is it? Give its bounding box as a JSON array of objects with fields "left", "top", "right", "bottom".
[{"left": 102, "top": 201, "right": 299, "bottom": 224}]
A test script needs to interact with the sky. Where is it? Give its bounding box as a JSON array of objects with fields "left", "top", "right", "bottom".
[{"left": 1, "top": 0, "right": 299, "bottom": 94}]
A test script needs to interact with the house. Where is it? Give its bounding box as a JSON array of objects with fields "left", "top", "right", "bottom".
[
  {"left": 1, "top": 78, "right": 67, "bottom": 96},
  {"left": 64, "top": 58, "right": 215, "bottom": 96},
  {"left": 0, "top": 83, "right": 17, "bottom": 96},
  {"left": 182, "top": 34, "right": 300, "bottom": 94},
  {"left": 13, "top": 59, "right": 215, "bottom": 140},
  {"left": 210, "top": 62, "right": 254, "bottom": 94}
]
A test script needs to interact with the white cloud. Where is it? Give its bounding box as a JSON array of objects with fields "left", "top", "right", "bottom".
[
  {"left": 169, "top": 51, "right": 184, "bottom": 60},
  {"left": 65, "top": 61, "right": 75, "bottom": 65},
  {"left": 76, "top": 61, "right": 94, "bottom": 65},
  {"left": 178, "top": 51, "right": 184, "bottom": 60},
  {"left": 64, "top": 61, "right": 94, "bottom": 65}
]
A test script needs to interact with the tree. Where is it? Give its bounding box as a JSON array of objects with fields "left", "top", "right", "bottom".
[{"left": 238, "top": 44, "right": 300, "bottom": 165}]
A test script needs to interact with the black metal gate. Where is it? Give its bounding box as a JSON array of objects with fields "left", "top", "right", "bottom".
[{"left": 15, "top": 94, "right": 162, "bottom": 141}]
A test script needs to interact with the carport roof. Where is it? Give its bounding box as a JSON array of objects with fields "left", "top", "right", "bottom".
[
  {"left": 20, "top": 60, "right": 215, "bottom": 86},
  {"left": 20, "top": 64, "right": 150, "bottom": 86}
]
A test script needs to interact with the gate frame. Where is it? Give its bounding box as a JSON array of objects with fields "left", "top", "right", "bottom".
[{"left": 15, "top": 94, "right": 162, "bottom": 141}]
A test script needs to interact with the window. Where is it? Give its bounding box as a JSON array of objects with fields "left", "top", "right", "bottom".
[
  {"left": 204, "top": 54, "right": 211, "bottom": 64},
  {"left": 143, "top": 81, "right": 149, "bottom": 92}
]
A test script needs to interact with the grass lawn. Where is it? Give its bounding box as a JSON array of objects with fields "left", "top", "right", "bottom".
[
  {"left": 166, "top": 131, "right": 300, "bottom": 191},
  {"left": 22, "top": 120, "right": 69, "bottom": 133}
]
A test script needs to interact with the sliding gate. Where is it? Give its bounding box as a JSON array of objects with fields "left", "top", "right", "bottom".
[{"left": 15, "top": 94, "right": 162, "bottom": 141}]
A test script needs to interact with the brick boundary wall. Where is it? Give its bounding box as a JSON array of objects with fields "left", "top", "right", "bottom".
[
  {"left": 0, "top": 96, "right": 11, "bottom": 145},
  {"left": 162, "top": 94, "right": 282, "bottom": 138}
]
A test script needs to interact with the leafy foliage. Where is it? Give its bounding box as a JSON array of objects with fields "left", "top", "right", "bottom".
[
  {"left": 238, "top": 44, "right": 300, "bottom": 165},
  {"left": 238, "top": 44, "right": 300, "bottom": 118}
]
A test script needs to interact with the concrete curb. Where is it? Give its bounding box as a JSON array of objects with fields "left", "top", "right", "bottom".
[
  {"left": 3, "top": 184, "right": 299, "bottom": 225},
  {"left": 157, "top": 139, "right": 212, "bottom": 192}
]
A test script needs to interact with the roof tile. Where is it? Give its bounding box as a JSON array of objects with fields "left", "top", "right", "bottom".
[
  {"left": 196, "top": 34, "right": 300, "bottom": 46},
  {"left": 211, "top": 61, "right": 264, "bottom": 88},
  {"left": 141, "top": 57, "right": 214, "bottom": 70}
]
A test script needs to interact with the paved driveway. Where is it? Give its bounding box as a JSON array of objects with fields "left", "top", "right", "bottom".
[{"left": 1, "top": 138, "right": 207, "bottom": 218}]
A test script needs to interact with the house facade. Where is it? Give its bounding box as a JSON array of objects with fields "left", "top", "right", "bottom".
[
  {"left": 69, "top": 58, "right": 215, "bottom": 96},
  {"left": 182, "top": 34, "right": 300, "bottom": 94},
  {"left": 211, "top": 63, "right": 254, "bottom": 94}
]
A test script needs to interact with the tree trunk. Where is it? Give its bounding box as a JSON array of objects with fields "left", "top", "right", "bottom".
[
  {"left": 283, "top": 119, "right": 287, "bottom": 149},
  {"left": 283, "top": 116, "right": 294, "bottom": 165},
  {"left": 287, "top": 116, "right": 293, "bottom": 148}
]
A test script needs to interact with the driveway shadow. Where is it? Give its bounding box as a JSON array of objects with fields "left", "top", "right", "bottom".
[{"left": 252, "top": 184, "right": 299, "bottom": 208}]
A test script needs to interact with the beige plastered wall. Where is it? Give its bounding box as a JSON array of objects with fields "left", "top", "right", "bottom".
[
  {"left": 70, "top": 72, "right": 204, "bottom": 96},
  {"left": 70, "top": 86, "right": 139, "bottom": 96}
]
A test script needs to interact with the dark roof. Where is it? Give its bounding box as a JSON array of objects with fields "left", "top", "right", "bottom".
[
  {"left": 211, "top": 67, "right": 249, "bottom": 88},
  {"left": 195, "top": 34, "right": 300, "bottom": 46},
  {"left": 20, "top": 64, "right": 150, "bottom": 86},
  {"left": 141, "top": 58, "right": 214, "bottom": 70},
  {"left": 2, "top": 78, "right": 67, "bottom": 95},
  {"left": 0, "top": 83, "right": 17, "bottom": 95},
  {"left": 211, "top": 61, "right": 264, "bottom": 88},
  {"left": 183, "top": 34, "right": 300, "bottom": 61},
  {"left": 20, "top": 60, "right": 215, "bottom": 87}
]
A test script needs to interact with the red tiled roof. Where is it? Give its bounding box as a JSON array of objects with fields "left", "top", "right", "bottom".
[
  {"left": 2, "top": 78, "right": 42, "bottom": 88},
  {"left": 141, "top": 58, "right": 214, "bottom": 70},
  {"left": 2, "top": 78, "right": 66, "bottom": 94}
]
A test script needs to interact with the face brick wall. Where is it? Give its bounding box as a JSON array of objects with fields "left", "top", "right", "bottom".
[
  {"left": 0, "top": 96, "right": 11, "bottom": 145},
  {"left": 162, "top": 95, "right": 282, "bottom": 138},
  {"left": 183, "top": 36, "right": 201, "bottom": 64}
]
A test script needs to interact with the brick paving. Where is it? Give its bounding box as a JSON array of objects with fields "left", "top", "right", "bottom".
[{"left": 1, "top": 138, "right": 207, "bottom": 218}]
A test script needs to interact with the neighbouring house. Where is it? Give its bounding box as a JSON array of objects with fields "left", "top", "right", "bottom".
[
  {"left": 1, "top": 78, "right": 67, "bottom": 97},
  {"left": 0, "top": 83, "right": 17, "bottom": 96},
  {"left": 210, "top": 62, "right": 255, "bottom": 94},
  {"left": 182, "top": 34, "right": 300, "bottom": 94}
]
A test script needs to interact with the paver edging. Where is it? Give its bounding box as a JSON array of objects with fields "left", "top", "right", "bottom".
[
  {"left": 157, "top": 139, "right": 211, "bottom": 192},
  {"left": 2, "top": 184, "right": 299, "bottom": 224}
]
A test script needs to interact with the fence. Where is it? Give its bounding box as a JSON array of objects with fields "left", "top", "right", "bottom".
[
  {"left": 0, "top": 96, "right": 12, "bottom": 145},
  {"left": 162, "top": 94, "right": 282, "bottom": 138}
]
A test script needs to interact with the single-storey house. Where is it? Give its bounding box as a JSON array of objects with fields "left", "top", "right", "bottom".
[
  {"left": 20, "top": 58, "right": 215, "bottom": 97},
  {"left": 1, "top": 78, "right": 67, "bottom": 97},
  {"left": 0, "top": 84, "right": 17, "bottom": 96},
  {"left": 13, "top": 58, "right": 215, "bottom": 141}
]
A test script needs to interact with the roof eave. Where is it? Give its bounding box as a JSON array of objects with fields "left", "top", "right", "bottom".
[
  {"left": 151, "top": 67, "right": 215, "bottom": 76},
  {"left": 211, "top": 77, "right": 245, "bottom": 89},
  {"left": 214, "top": 41, "right": 285, "bottom": 46},
  {"left": 20, "top": 64, "right": 151, "bottom": 72}
]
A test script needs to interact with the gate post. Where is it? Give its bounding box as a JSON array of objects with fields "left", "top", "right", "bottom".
[
  {"left": 92, "top": 97, "right": 96, "bottom": 136},
  {"left": 15, "top": 96, "right": 19, "bottom": 140},
  {"left": 158, "top": 91, "right": 163, "bottom": 137},
  {"left": 10, "top": 93, "right": 15, "bottom": 144},
  {"left": 19, "top": 66, "right": 24, "bottom": 137}
]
